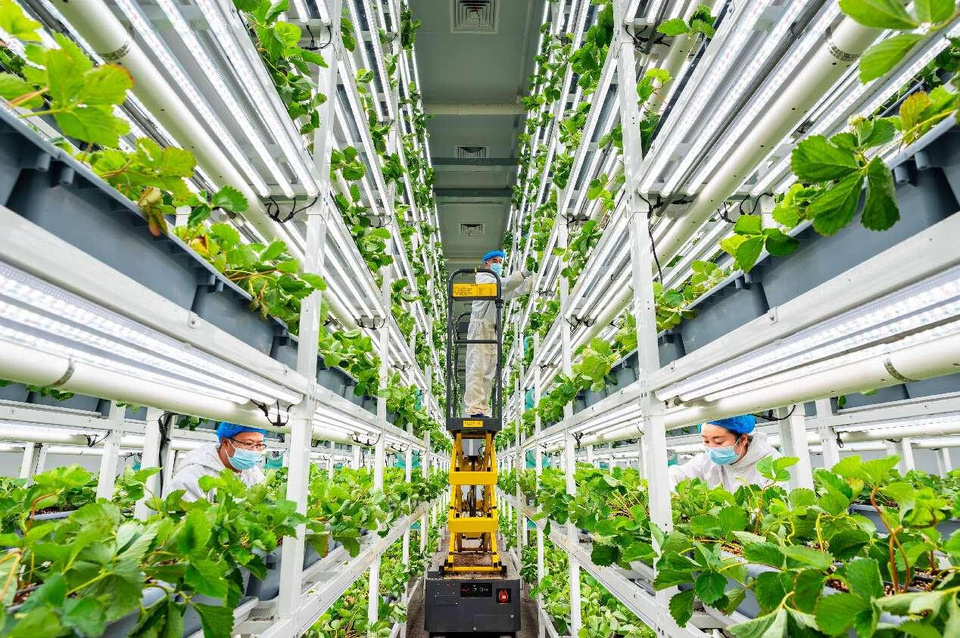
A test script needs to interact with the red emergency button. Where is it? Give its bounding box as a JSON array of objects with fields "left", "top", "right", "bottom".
[{"left": 497, "top": 588, "right": 510, "bottom": 603}]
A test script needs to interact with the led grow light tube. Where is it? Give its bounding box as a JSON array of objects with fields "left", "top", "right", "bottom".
[
  {"left": 311, "top": 0, "right": 331, "bottom": 25},
  {"left": 657, "top": 0, "right": 778, "bottom": 196},
  {"left": 640, "top": 0, "right": 773, "bottom": 192},
  {"left": 683, "top": 2, "right": 832, "bottom": 192},
  {"left": 661, "top": 264, "right": 960, "bottom": 401},
  {"left": 0, "top": 263, "right": 299, "bottom": 403}
]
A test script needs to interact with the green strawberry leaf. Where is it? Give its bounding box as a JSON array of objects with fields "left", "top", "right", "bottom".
[
  {"left": 807, "top": 172, "right": 864, "bottom": 236},
  {"left": 212, "top": 185, "right": 249, "bottom": 212},
  {"left": 657, "top": 18, "right": 689, "bottom": 36},
  {"left": 860, "top": 33, "right": 924, "bottom": 83},
  {"left": 791, "top": 135, "right": 860, "bottom": 183},
  {"left": 839, "top": 0, "right": 921, "bottom": 29},
  {"left": 669, "top": 589, "right": 696, "bottom": 627},
  {"left": 862, "top": 156, "right": 899, "bottom": 231}
]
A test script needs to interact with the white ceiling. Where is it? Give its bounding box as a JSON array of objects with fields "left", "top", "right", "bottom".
[{"left": 410, "top": 0, "right": 546, "bottom": 271}]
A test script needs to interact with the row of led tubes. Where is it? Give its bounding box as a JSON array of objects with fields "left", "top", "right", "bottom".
[
  {"left": 6, "top": 3, "right": 229, "bottom": 195},
  {"left": 337, "top": 61, "right": 393, "bottom": 212},
  {"left": 0, "top": 263, "right": 299, "bottom": 404},
  {"left": 117, "top": 0, "right": 290, "bottom": 196},
  {"left": 198, "top": 0, "right": 320, "bottom": 196},
  {"left": 660, "top": 265, "right": 960, "bottom": 401},
  {"left": 684, "top": 3, "right": 841, "bottom": 192},
  {"left": 662, "top": 0, "right": 815, "bottom": 196},
  {"left": 639, "top": 0, "right": 776, "bottom": 193},
  {"left": 512, "top": 13, "right": 959, "bottom": 389},
  {"left": 345, "top": 0, "right": 388, "bottom": 122},
  {"left": 22, "top": 3, "right": 437, "bottom": 417},
  {"left": 526, "top": 193, "right": 630, "bottom": 376},
  {"left": 558, "top": 49, "right": 622, "bottom": 217},
  {"left": 521, "top": 196, "right": 733, "bottom": 392},
  {"left": 357, "top": 0, "right": 396, "bottom": 122}
]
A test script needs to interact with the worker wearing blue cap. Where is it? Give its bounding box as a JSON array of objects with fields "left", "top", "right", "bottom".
[
  {"left": 464, "top": 249, "right": 533, "bottom": 417},
  {"left": 668, "top": 415, "right": 780, "bottom": 491},
  {"left": 164, "top": 421, "right": 268, "bottom": 502}
]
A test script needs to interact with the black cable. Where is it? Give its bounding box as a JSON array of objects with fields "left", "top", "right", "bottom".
[
  {"left": 718, "top": 201, "right": 734, "bottom": 223},
  {"left": 751, "top": 405, "right": 798, "bottom": 422},
  {"left": 638, "top": 195, "right": 666, "bottom": 283},
  {"left": 304, "top": 23, "right": 334, "bottom": 51},
  {"left": 648, "top": 221, "right": 664, "bottom": 284}
]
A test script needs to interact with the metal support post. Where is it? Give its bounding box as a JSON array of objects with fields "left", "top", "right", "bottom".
[
  {"left": 515, "top": 331, "right": 523, "bottom": 550},
  {"left": 162, "top": 447, "right": 176, "bottom": 489},
  {"left": 96, "top": 402, "right": 124, "bottom": 500},
  {"left": 352, "top": 444, "right": 361, "bottom": 469},
  {"left": 614, "top": 0, "right": 680, "bottom": 631},
  {"left": 277, "top": 115, "right": 332, "bottom": 622},
  {"left": 777, "top": 405, "right": 814, "bottom": 490},
  {"left": 533, "top": 333, "right": 544, "bottom": 633},
  {"left": 815, "top": 399, "right": 841, "bottom": 469},
  {"left": 564, "top": 428, "right": 581, "bottom": 635},
  {"left": 585, "top": 444, "right": 593, "bottom": 466},
  {"left": 19, "top": 443, "right": 37, "bottom": 479},
  {"left": 135, "top": 407, "right": 164, "bottom": 519},
  {"left": 35, "top": 443, "right": 48, "bottom": 475},
  {"left": 936, "top": 448, "right": 954, "bottom": 475},
  {"left": 896, "top": 438, "right": 915, "bottom": 473},
  {"left": 370, "top": 210, "right": 391, "bottom": 629}
]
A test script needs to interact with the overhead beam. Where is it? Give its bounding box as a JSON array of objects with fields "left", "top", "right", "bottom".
[
  {"left": 435, "top": 188, "right": 513, "bottom": 202},
  {"left": 432, "top": 158, "right": 519, "bottom": 172},
  {"left": 424, "top": 103, "right": 526, "bottom": 116}
]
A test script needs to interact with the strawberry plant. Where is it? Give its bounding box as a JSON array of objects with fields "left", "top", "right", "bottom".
[
  {"left": 656, "top": 5, "right": 717, "bottom": 40},
  {"left": 0, "top": 3, "right": 131, "bottom": 147},
  {"left": 233, "top": 0, "right": 329, "bottom": 136},
  {"left": 175, "top": 218, "right": 327, "bottom": 329}
]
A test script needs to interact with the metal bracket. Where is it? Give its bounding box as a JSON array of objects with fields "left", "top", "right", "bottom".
[
  {"left": 251, "top": 399, "right": 291, "bottom": 428},
  {"left": 357, "top": 316, "right": 387, "bottom": 329},
  {"left": 351, "top": 432, "right": 380, "bottom": 447}
]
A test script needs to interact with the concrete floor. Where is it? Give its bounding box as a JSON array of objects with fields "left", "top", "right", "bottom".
[{"left": 405, "top": 581, "right": 541, "bottom": 637}]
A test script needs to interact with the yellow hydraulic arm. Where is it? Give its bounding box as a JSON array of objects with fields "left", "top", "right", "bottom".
[{"left": 444, "top": 429, "right": 503, "bottom": 573}]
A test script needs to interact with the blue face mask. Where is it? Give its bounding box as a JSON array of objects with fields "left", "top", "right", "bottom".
[
  {"left": 489, "top": 263, "right": 503, "bottom": 277},
  {"left": 708, "top": 441, "right": 742, "bottom": 466},
  {"left": 227, "top": 440, "right": 262, "bottom": 471}
]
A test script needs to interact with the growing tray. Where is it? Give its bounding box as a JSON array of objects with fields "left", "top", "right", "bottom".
[{"left": 0, "top": 108, "right": 291, "bottom": 362}]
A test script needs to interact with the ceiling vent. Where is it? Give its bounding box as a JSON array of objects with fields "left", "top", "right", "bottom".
[
  {"left": 459, "top": 223, "right": 485, "bottom": 236},
  {"left": 452, "top": 0, "right": 499, "bottom": 34},
  {"left": 456, "top": 145, "right": 488, "bottom": 159}
]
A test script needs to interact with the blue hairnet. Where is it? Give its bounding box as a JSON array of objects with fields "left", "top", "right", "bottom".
[
  {"left": 216, "top": 421, "right": 267, "bottom": 440},
  {"left": 701, "top": 415, "right": 756, "bottom": 435},
  {"left": 482, "top": 250, "right": 505, "bottom": 263}
]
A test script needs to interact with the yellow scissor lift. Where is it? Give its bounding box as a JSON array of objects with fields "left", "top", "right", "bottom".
[
  {"left": 424, "top": 270, "right": 520, "bottom": 636},
  {"left": 444, "top": 427, "right": 503, "bottom": 574}
]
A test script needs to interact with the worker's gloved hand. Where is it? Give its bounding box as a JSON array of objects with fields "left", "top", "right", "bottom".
[{"left": 521, "top": 269, "right": 533, "bottom": 278}]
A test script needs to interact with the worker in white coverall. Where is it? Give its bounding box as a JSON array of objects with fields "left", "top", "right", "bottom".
[
  {"left": 463, "top": 250, "right": 533, "bottom": 417},
  {"left": 164, "top": 421, "right": 267, "bottom": 502},
  {"left": 668, "top": 415, "right": 780, "bottom": 492}
]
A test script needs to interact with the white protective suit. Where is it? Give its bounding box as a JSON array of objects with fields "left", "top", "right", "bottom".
[
  {"left": 668, "top": 432, "right": 780, "bottom": 492},
  {"left": 164, "top": 442, "right": 265, "bottom": 502},
  {"left": 463, "top": 270, "right": 533, "bottom": 416}
]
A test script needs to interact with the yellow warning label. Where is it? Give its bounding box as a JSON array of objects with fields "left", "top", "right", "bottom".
[
  {"left": 452, "top": 283, "right": 498, "bottom": 298},
  {"left": 463, "top": 420, "right": 484, "bottom": 428}
]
